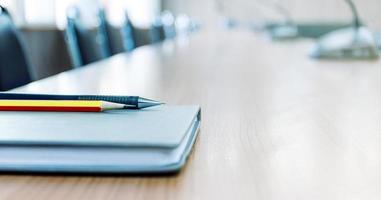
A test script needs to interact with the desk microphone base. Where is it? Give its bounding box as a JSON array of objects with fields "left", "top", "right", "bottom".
[{"left": 309, "top": 26, "right": 379, "bottom": 60}]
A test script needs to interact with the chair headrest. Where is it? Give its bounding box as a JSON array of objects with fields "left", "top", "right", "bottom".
[{"left": 0, "top": 6, "right": 10, "bottom": 16}]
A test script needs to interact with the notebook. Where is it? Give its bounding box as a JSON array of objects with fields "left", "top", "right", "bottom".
[{"left": 0, "top": 105, "right": 201, "bottom": 174}]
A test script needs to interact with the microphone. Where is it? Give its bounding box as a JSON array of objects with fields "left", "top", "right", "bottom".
[
  {"left": 215, "top": 0, "right": 239, "bottom": 29},
  {"left": 270, "top": 0, "right": 294, "bottom": 27},
  {"left": 309, "top": 0, "right": 379, "bottom": 60},
  {"left": 254, "top": 0, "right": 298, "bottom": 40},
  {"left": 345, "top": 0, "right": 361, "bottom": 30}
]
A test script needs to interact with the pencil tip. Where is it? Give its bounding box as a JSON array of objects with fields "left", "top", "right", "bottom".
[{"left": 138, "top": 98, "right": 164, "bottom": 109}]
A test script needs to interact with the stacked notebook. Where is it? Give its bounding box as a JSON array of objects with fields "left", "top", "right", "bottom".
[{"left": 0, "top": 105, "right": 201, "bottom": 174}]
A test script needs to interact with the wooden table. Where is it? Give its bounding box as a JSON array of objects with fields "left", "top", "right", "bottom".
[{"left": 4, "top": 29, "right": 381, "bottom": 200}]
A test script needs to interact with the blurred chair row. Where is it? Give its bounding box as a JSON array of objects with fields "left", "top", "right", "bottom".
[
  {"left": 65, "top": 7, "right": 195, "bottom": 68},
  {"left": 0, "top": 6, "right": 32, "bottom": 91},
  {"left": 65, "top": 7, "right": 138, "bottom": 68},
  {"left": 0, "top": 5, "right": 196, "bottom": 91}
]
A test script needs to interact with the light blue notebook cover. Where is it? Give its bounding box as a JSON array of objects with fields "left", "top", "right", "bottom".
[{"left": 0, "top": 105, "right": 201, "bottom": 174}]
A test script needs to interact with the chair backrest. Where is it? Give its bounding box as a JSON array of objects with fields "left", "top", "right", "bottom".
[
  {"left": 149, "top": 16, "right": 166, "bottom": 43},
  {"left": 121, "top": 11, "right": 136, "bottom": 52},
  {"left": 97, "top": 8, "right": 112, "bottom": 56},
  {"left": 99, "top": 9, "right": 136, "bottom": 55},
  {"left": 161, "top": 11, "right": 176, "bottom": 39},
  {"left": 65, "top": 7, "right": 109, "bottom": 68},
  {"left": 0, "top": 6, "right": 32, "bottom": 91}
]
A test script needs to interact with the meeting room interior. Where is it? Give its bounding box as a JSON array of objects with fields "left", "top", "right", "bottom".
[{"left": 0, "top": 0, "right": 381, "bottom": 199}]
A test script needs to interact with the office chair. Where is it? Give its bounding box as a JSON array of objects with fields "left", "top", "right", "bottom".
[
  {"left": 99, "top": 9, "right": 136, "bottom": 55},
  {"left": 97, "top": 8, "right": 113, "bottom": 56},
  {"left": 149, "top": 16, "right": 166, "bottom": 43},
  {"left": 65, "top": 7, "right": 110, "bottom": 68},
  {"left": 121, "top": 11, "right": 136, "bottom": 52},
  {"left": 0, "top": 6, "right": 32, "bottom": 91},
  {"left": 149, "top": 11, "right": 177, "bottom": 43},
  {"left": 161, "top": 11, "right": 176, "bottom": 39}
]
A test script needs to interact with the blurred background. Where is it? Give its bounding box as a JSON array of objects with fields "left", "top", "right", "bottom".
[
  {"left": 0, "top": 0, "right": 164, "bottom": 81},
  {"left": 169, "top": 0, "right": 381, "bottom": 29},
  {"left": 0, "top": 0, "right": 380, "bottom": 85}
]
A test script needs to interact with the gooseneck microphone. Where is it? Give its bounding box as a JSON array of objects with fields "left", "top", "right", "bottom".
[
  {"left": 345, "top": 0, "right": 361, "bottom": 30},
  {"left": 309, "top": 0, "right": 379, "bottom": 59},
  {"left": 254, "top": 0, "right": 298, "bottom": 40},
  {"left": 271, "top": 0, "right": 294, "bottom": 27}
]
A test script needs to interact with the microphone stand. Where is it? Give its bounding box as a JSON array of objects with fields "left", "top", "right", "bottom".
[
  {"left": 345, "top": 0, "right": 361, "bottom": 30},
  {"left": 345, "top": 0, "right": 361, "bottom": 44}
]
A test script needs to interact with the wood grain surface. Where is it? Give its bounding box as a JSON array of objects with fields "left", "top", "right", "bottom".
[{"left": 5, "top": 29, "right": 381, "bottom": 200}]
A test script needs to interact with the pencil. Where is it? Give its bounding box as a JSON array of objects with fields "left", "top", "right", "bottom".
[
  {"left": 0, "top": 93, "right": 164, "bottom": 109},
  {"left": 0, "top": 100, "right": 126, "bottom": 112}
]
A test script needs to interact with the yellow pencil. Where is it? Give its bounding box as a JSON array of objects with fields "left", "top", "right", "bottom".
[{"left": 0, "top": 100, "right": 126, "bottom": 112}]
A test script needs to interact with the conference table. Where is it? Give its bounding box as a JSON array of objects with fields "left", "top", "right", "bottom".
[{"left": 3, "top": 28, "right": 381, "bottom": 200}]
